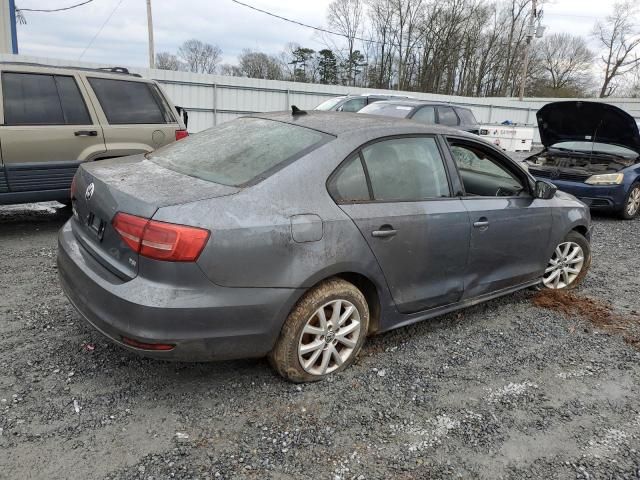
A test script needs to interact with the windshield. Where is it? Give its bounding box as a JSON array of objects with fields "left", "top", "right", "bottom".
[
  {"left": 359, "top": 103, "right": 413, "bottom": 118},
  {"left": 315, "top": 97, "right": 346, "bottom": 111},
  {"left": 550, "top": 141, "right": 638, "bottom": 158},
  {"left": 149, "top": 118, "right": 330, "bottom": 186}
]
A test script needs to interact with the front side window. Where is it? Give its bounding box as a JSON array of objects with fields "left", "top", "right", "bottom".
[
  {"left": 340, "top": 98, "right": 367, "bottom": 112},
  {"left": 88, "top": 77, "right": 174, "bottom": 124},
  {"left": 437, "top": 106, "right": 459, "bottom": 127},
  {"left": 2, "top": 72, "right": 90, "bottom": 125},
  {"left": 449, "top": 141, "right": 526, "bottom": 197},
  {"left": 361, "top": 137, "right": 450, "bottom": 201},
  {"left": 149, "top": 117, "right": 329, "bottom": 186}
]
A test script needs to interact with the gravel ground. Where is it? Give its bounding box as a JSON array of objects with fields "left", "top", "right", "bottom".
[{"left": 1, "top": 200, "right": 640, "bottom": 480}]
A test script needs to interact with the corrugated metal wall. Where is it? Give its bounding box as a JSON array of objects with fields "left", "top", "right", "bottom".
[{"left": 2, "top": 53, "right": 640, "bottom": 138}]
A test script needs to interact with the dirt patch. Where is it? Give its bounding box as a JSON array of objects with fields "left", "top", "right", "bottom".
[{"left": 533, "top": 290, "right": 640, "bottom": 348}]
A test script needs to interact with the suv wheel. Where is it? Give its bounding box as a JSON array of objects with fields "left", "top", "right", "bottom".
[
  {"left": 269, "top": 278, "right": 369, "bottom": 383},
  {"left": 541, "top": 231, "right": 591, "bottom": 290},
  {"left": 619, "top": 183, "right": 640, "bottom": 220}
]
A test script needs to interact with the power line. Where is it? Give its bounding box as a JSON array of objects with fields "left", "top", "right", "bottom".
[
  {"left": 17, "top": 0, "right": 95, "bottom": 13},
  {"left": 229, "top": 0, "right": 389, "bottom": 47},
  {"left": 78, "top": 0, "right": 125, "bottom": 60}
]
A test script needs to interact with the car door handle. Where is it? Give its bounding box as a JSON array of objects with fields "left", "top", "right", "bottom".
[
  {"left": 473, "top": 220, "right": 490, "bottom": 228},
  {"left": 74, "top": 130, "right": 98, "bottom": 137},
  {"left": 372, "top": 228, "right": 398, "bottom": 238}
]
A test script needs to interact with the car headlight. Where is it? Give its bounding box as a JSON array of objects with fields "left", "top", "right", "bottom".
[{"left": 584, "top": 173, "right": 624, "bottom": 185}]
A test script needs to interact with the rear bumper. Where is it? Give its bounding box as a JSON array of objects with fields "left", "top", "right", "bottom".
[
  {"left": 57, "top": 221, "right": 302, "bottom": 361},
  {"left": 536, "top": 178, "right": 627, "bottom": 211}
]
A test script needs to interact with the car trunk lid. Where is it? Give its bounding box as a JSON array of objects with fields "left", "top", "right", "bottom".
[
  {"left": 71, "top": 155, "right": 239, "bottom": 280},
  {"left": 537, "top": 101, "right": 640, "bottom": 154}
]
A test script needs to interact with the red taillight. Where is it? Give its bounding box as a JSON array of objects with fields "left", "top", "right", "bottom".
[
  {"left": 122, "top": 337, "right": 175, "bottom": 351},
  {"left": 112, "top": 212, "right": 210, "bottom": 262},
  {"left": 175, "top": 129, "right": 189, "bottom": 141},
  {"left": 70, "top": 175, "right": 77, "bottom": 200}
]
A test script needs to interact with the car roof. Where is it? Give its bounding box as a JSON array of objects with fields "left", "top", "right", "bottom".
[
  {"left": 251, "top": 110, "right": 476, "bottom": 139},
  {"left": 0, "top": 61, "right": 144, "bottom": 79},
  {"left": 366, "top": 99, "right": 460, "bottom": 108}
]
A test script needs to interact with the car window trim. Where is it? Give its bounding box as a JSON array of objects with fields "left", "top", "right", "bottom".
[
  {"left": 444, "top": 135, "right": 535, "bottom": 198},
  {"left": 1, "top": 71, "right": 92, "bottom": 127},
  {"left": 327, "top": 133, "right": 455, "bottom": 205}
]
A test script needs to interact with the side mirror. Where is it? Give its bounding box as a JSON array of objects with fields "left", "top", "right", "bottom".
[{"left": 535, "top": 180, "right": 557, "bottom": 200}]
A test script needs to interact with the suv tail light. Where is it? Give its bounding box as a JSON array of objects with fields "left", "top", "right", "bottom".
[
  {"left": 112, "top": 212, "right": 209, "bottom": 262},
  {"left": 175, "top": 129, "right": 189, "bottom": 141}
]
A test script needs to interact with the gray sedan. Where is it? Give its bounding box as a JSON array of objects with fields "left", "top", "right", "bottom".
[{"left": 57, "top": 111, "right": 592, "bottom": 382}]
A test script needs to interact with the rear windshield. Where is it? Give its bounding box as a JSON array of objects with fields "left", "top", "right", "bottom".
[
  {"left": 148, "top": 117, "right": 330, "bottom": 186},
  {"left": 456, "top": 108, "right": 478, "bottom": 125},
  {"left": 358, "top": 103, "right": 413, "bottom": 118}
]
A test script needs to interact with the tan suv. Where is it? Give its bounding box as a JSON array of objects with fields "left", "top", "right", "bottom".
[{"left": 0, "top": 62, "right": 187, "bottom": 205}]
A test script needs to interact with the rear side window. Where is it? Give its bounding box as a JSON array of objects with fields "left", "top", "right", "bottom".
[
  {"left": 2, "top": 72, "right": 91, "bottom": 125},
  {"left": 437, "top": 106, "right": 459, "bottom": 126},
  {"left": 359, "top": 103, "right": 413, "bottom": 118},
  {"left": 88, "top": 78, "right": 174, "bottom": 124},
  {"left": 456, "top": 108, "right": 478, "bottom": 125},
  {"left": 328, "top": 154, "right": 370, "bottom": 202},
  {"left": 411, "top": 106, "right": 436, "bottom": 124},
  {"left": 149, "top": 117, "right": 330, "bottom": 187},
  {"left": 361, "top": 137, "right": 450, "bottom": 201}
]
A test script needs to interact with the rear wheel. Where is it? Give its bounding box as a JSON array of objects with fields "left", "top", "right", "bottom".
[
  {"left": 619, "top": 183, "right": 640, "bottom": 220},
  {"left": 269, "top": 278, "right": 369, "bottom": 383},
  {"left": 541, "top": 231, "right": 591, "bottom": 290}
]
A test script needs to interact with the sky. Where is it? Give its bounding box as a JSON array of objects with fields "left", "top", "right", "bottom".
[{"left": 14, "top": 0, "right": 613, "bottom": 69}]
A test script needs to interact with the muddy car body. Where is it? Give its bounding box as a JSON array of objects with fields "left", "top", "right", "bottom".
[
  {"left": 58, "top": 111, "right": 592, "bottom": 381},
  {"left": 525, "top": 101, "right": 640, "bottom": 219}
]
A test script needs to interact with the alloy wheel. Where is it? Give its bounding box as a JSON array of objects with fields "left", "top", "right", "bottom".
[
  {"left": 542, "top": 241, "right": 585, "bottom": 289},
  {"left": 627, "top": 186, "right": 640, "bottom": 217},
  {"left": 298, "top": 299, "right": 362, "bottom": 376}
]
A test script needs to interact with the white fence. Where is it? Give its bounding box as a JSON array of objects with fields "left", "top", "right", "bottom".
[{"left": 2, "top": 53, "right": 640, "bottom": 139}]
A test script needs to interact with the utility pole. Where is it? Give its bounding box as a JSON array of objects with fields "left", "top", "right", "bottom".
[
  {"left": 518, "top": 0, "right": 544, "bottom": 101},
  {"left": 146, "top": 0, "right": 155, "bottom": 69}
]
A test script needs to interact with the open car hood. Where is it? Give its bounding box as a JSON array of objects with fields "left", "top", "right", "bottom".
[{"left": 537, "top": 101, "right": 640, "bottom": 154}]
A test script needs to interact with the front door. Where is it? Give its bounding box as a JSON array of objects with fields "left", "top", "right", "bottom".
[
  {"left": 0, "top": 71, "right": 106, "bottom": 194},
  {"left": 446, "top": 138, "right": 553, "bottom": 298},
  {"left": 329, "top": 136, "right": 471, "bottom": 314}
]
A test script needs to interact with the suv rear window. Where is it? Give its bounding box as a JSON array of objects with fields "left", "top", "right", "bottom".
[
  {"left": 88, "top": 77, "right": 174, "bottom": 125},
  {"left": 456, "top": 108, "right": 478, "bottom": 125},
  {"left": 148, "top": 118, "right": 331, "bottom": 187},
  {"left": 2, "top": 72, "right": 91, "bottom": 125}
]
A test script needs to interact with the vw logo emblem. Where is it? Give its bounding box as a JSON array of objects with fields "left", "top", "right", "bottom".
[{"left": 85, "top": 183, "right": 95, "bottom": 201}]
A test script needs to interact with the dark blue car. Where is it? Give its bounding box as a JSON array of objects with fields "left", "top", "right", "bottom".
[{"left": 525, "top": 101, "right": 640, "bottom": 219}]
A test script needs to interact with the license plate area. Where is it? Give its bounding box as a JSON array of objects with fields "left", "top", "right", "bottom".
[{"left": 86, "top": 212, "right": 106, "bottom": 241}]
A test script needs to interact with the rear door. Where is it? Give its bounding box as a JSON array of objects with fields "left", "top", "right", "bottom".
[
  {"left": 0, "top": 70, "right": 106, "bottom": 194},
  {"left": 331, "top": 135, "right": 470, "bottom": 314},
  {"left": 446, "top": 137, "right": 552, "bottom": 298},
  {"left": 83, "top": 76, "right": 180, "bottom": 155}
]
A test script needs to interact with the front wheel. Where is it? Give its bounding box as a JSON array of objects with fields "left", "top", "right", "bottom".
[
  {"left": 619, "top": 182, "right": 640, "bottom": 220},
  {"left": 541, "top": 231, "right": 591, "bottom": 290},
  {"left": 269, "top": 278, "right": 369, "bottom": 383}
]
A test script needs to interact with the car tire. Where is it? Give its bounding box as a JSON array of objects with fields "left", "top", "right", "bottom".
[
  {"left": 269, "top": 278, "right": 369, "bottom": 383},
  {"left": 619, "top": 182, "right": 640, "bottom": 220},
  {"left": 540, "top": 231, "right": 591, "bottom": 290}
]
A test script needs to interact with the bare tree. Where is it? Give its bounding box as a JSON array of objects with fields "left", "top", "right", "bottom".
[
  {"left": 178, "top": 39, "right": 223, "bottom": 74},
  {"left": 327, "top": 0, "right": 364, "bottom": 86},
  {"left": 155, "top": 52, "right": 182, "bottom": 71},
  {"left": 238, "top": 50, "right": 284, "bottom": 80},
  {"left": 530, "top": 33, "right": 594, "bottom": 94},
  {"left": 593, "top": 1, "right": 640, "bottom": 97}
]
